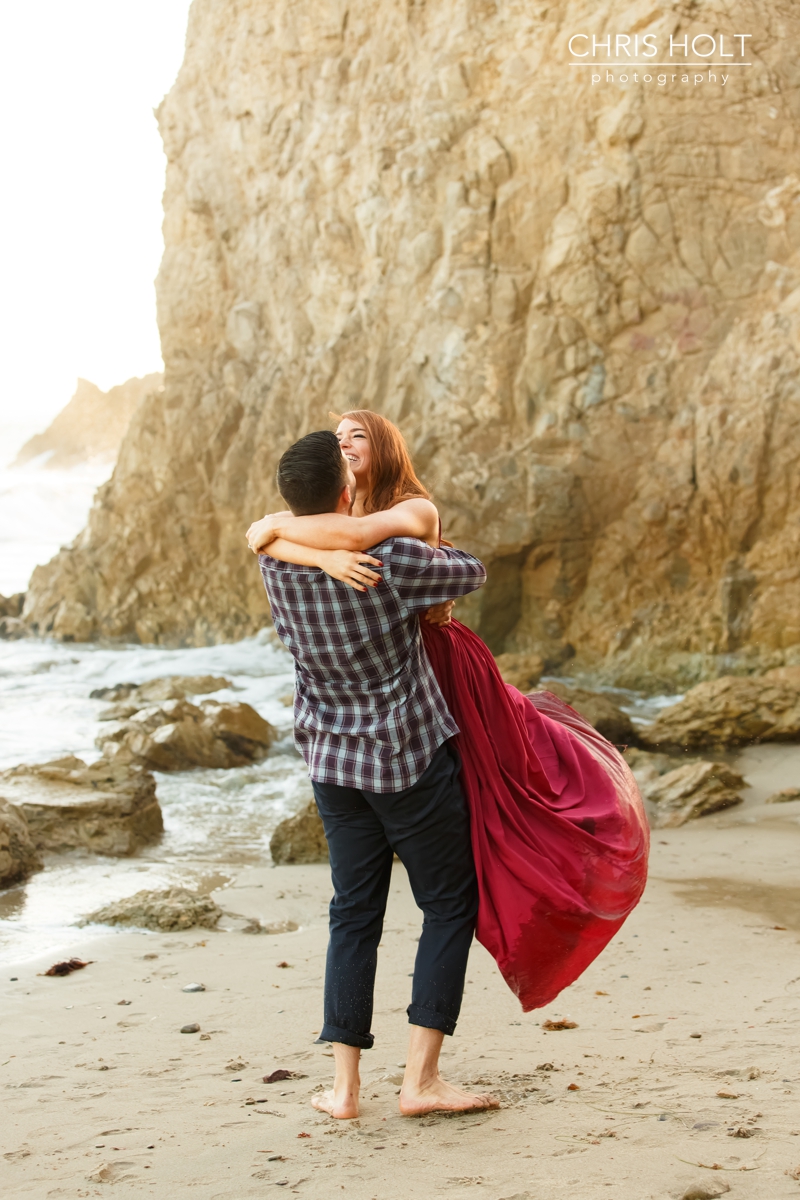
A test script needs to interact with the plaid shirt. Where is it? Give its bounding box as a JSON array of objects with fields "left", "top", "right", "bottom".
[{"left": 259, "top": 538, "right": 486, "bottom": 793}]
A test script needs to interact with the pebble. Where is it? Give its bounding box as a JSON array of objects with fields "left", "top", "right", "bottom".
[
  {"left": 180, "top": 1022, "right": 201, "bottom": 1033},
  {"left": 182, "top": 982, "right": 206, "bottom": 992}
]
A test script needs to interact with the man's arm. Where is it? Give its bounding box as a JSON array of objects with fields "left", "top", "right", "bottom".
[{"left": 385, "top": 539, "right": 486, "bottom": 611}]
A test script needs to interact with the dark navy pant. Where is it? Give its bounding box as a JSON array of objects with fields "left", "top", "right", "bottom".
[{"left": 311, "top": 741, "right": 478, "bottom": 1050}]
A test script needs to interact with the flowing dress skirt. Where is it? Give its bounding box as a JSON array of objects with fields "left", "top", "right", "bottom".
[{"left": 421, "top": 619, "right": 649, "bottom": 1011}]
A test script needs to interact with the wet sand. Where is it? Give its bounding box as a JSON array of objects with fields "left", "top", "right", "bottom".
[{"left": 2, "top": 809, "right": 800, "bottom": 1199}]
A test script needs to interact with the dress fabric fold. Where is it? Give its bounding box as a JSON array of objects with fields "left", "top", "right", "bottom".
[{"left": 421, "top": 619, "right": 649, "bottom": 1012}]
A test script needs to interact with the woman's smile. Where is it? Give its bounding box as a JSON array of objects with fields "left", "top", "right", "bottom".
[{"left": 336, "top": 418, "right": 371, "bottom": 481}]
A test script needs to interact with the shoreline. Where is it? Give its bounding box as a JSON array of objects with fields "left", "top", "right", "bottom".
[{"left": 3, "top": 816, "right": 800, "bottom": 1199}]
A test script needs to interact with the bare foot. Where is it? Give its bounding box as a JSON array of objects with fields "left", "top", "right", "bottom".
[
  {"left": 399, "top": 1074, "right": 499, "bottom": 1117},
  {"left": 311, "top": 1085, "right": 360, "bottom": 1119}
]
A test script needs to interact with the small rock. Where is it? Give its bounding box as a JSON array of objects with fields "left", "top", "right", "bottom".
[
  {"left": 680, "top": 1182, "right": 730, "bottom": 1200},
  {"left": 180, "top": 1023, "right": 200, "bottom": 1034},
  {"left": 182, "top": 982, "right": 206, "bottom": 992},
  {"left": 542, "top": 1018, "right": 578, "bottom": 1031},
  {"left": 764, "top": 787, "right": 800, "bottom": 804},
  {"left": 84, "top": 887, "right": 222, "bottom": 931},
  {"left": 716, "top": 1089, "right": 740, "bottom": 1099},
  {"left": 199, "top": 1033, "right": 211, "bottom": 1040},
  {"left": 227, "top": 1058, "right": 249, "bottom": 1071},
  {"left": 644, "top": 761, "right": 745, "bottom": 827},
  {"left": 270, "top": 801, "right": 328, "bottom": 864},
  {"left": 690, "top": 1033, "right": 702, "bottom": 1039},
  {"left": 728, "top": 1126, "right": 755, "bottom": 1137}
]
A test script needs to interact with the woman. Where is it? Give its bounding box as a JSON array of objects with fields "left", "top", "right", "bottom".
[{"left": 247, "top": 411, "right": 649, "bottom": 1011}]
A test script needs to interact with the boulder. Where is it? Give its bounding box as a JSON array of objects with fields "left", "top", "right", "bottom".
[
  {"left": 0, "top": 798, "right": 43, "bottom": 887},
  {"left": 640, "top": 675, "right": 800, "bottom": 749},
  {"left": 535, "top": 683, "right": 637, "bottom": 746},
  {"left": 84, "top": 886, "right": 222, "bottom": 931},
  {"left": 96, "top": 698, "right": 276, "bottom": 771},
  {"left": 622, "top": 747, "right": 687, "bottom": 789},
  {"left": 0, "top": 755, "right": 163, "bottom": 855},
  {"left": 494, "top": 653, "right": 544, "bottom": 692},
  {"left": 764, "top": 787, "right": 800, "bottom": 804},
  {"left": 270, "top": 801, "right": 328, "bottom": 865},
  {"left": 643, "top": 761, "right": 746, "bottom": 828},
  {"left": 92, "top": 674, "right": 232, "bottom": 707}
]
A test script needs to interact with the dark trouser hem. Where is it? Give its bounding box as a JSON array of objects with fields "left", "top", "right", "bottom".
[
  {"left": 407, "top": 1003, "right": 457, "bottom": 1036},
  {"left": 318, "top": 1022, "right": 374, "bottom": 1050}
]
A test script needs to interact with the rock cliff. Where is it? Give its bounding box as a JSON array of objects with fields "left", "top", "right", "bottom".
[
  {"left": 14, "top": 374, "right": 163, "bottom": 469},
  {"left": 24, "top": 0, "right": 800, "bottom": 687}
]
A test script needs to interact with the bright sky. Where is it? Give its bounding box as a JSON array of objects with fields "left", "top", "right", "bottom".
[{"left": 0, "top": 0, "right": 193, "bottom": 445}]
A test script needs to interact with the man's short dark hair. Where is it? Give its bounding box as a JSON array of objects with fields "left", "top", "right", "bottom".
[{"left": 276, "top": 429, "right": 349, "bottom": 515}]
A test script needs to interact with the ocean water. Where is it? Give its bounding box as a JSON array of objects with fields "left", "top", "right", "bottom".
[
  {"left": 0, "top": 633, "right": 309, "bottom": 966},
  {"left": 0, "top": 423, "right": 112, "bottom": 597}
]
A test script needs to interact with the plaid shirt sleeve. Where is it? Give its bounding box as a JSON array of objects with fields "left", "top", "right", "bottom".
[{"left": 382, "top": 539, "right": 487, "bottom": 612}]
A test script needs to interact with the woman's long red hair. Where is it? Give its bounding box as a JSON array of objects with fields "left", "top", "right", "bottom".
[{"left": 332, "top": 409, "right": 430, "bottom": 514}]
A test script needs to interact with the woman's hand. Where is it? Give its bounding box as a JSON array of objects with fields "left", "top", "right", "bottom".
[
  {"left": 317, "top": 550, "right": 384, "bottom": 592},
  {"left": 424, "top": 600, "right": 455, "bottom": 627},
  {"left": 246, "top": 512, "right": 293, "bottom": 553}
]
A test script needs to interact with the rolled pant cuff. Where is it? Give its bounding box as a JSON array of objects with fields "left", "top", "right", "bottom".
[
  {"left": 407, "top": 1004, "right": 457, "bottom": 1036},
  {"left": 318, "top": 1022, "right": 374, "bottom": 1050}
]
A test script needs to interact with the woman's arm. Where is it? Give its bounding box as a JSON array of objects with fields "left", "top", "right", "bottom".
[
  {"left": 260, "top": 539, "right": 383, "bottom": 592},
  {"left": 247, "top": 498, "right": 439, "bottom": 553}
]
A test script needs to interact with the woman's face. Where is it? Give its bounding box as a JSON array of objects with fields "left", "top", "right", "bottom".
[{"left": 336, "top": 418, "right": 371, "bottom": 484}]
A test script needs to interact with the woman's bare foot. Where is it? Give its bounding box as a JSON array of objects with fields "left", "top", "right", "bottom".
[
  {"left": 399, "top": 1073, "right": 499, "bottom": 1117},
  {"left": 310, "top": 1042, "right": 361, "bottom": 1119},
  {"left": 311, "top": 1084, "right": 360, "bottom": 1119}
]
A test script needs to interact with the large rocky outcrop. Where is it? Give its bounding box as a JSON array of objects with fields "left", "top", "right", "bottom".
[
  {"left": 14, "top": 375, "right": 163, "bottom": 469},
  {"left": 22, "top": 1, "right": 800, "bottom": 688}
]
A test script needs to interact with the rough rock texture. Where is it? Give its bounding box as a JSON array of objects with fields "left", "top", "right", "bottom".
[
  {"left": 270, "top": 801, "right": 328, "bottom": 864},
  {"left": 14, "top": 375, "right": 163, "bottom": 469},
  {"left": 97, "top": 698, "right": 276, "bottom": 771},
  {"left": 84, "top": 887, "right": 222, "bottom": 931},
  {"left": 494, "top": 652, "right": 544, "bottom": 692},
  {"left": 0, "top": 756, "right": 163, "bottom": 856},
  {"left": 644, "top": 761, "right": 746, "bottom": 827},
  {"left": 535, "top": 682, "right": 637, "bottom": 746},
  {"left": 93, "top": 674, "right": 233, "bottom": 717},
  {"left": 764, "top": 786, "right": 800, "bottom": 804},
  {"left": 623, "top": 746, "right": 687, "bottom": 789},
  {"left": 21, "top": 1, "right": 800, "bottom": 687},
  {"left": 0, "top": 593, "right": 28, "bottom": 640},
  {"left": 640, "top": 675, "right": 800, "bottom": 748},
  {"left": 0, "top": 798, "right": 43, "bottom": 887}
]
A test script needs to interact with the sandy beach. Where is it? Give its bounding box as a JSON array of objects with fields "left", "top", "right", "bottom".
[{"left": 2, "top": 802, "right": 800, "bottom": 1200}]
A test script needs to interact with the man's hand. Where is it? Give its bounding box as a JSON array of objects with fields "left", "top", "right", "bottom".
[
  {"left": 246, "top": 511, "right": 293, "bottom": 553},
  {"left": 423, "top": 600, "right": 455, "bottom": 627}
]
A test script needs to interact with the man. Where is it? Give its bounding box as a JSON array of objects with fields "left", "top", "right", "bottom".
[{"left": 256, "top": 429, "right": 497, "bottom": 1119}]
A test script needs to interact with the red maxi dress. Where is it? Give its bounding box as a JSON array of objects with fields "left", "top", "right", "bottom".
[{"left": 421, "top": 618, "right": 649, "bottom": 1012}]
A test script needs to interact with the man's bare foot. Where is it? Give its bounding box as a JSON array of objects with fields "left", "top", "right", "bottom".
[
  {"left": 399, "top": 1074, "right": 499, "bottom": 1117},
  {"left": 311, "top": 1085, "right": 360, "bottom": 1119}
]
